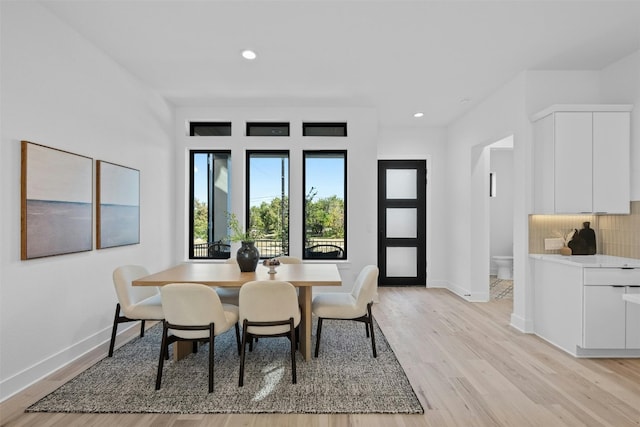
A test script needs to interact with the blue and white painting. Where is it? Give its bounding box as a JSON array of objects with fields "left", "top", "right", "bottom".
[
  {"left": 22, "top": 141, "right": 93, "bottom": 259},
  {"left": 97, "top": 161, "right": 140, "bottom": 249}
]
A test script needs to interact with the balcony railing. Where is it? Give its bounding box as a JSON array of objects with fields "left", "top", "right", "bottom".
[{"left": 191, "top": 238, "right": 345, "bottom": 259}]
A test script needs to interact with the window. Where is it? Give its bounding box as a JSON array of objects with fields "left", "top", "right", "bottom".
[
  {"left": 303, "top": 151, "right": 347, "bottom": 259},
  {"left": 246, "top": 151, "right": 290, "bottom": 258},
  {"left": 302, "top": 122, "right": 347, "bottom": 137},
  {"left": 189, "top": 151, "right": 231, "bottom": 259},
  {"left": 189, "top": 122, "right": 232, "bottom": 136},
  {"left": 246, "top": 122, "right": 290, "bottom": 137}
]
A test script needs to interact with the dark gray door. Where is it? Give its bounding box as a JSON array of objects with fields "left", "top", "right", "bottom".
[{"left": 377, "top": 160, "right": 426, "bottom": 286}]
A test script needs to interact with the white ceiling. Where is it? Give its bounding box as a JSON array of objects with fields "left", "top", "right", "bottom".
[{"left": 41, "top": 0, "right": 640, "bottom": 127}]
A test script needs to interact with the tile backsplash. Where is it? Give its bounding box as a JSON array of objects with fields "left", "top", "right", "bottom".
[{"left": 529, "top": 201, "right": 640, "bottom": 259}]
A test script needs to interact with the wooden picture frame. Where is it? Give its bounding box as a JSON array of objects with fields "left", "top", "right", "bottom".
[
  {"left": 96, "top": 160, "right": 140, "bottom": 249},
  {"left": 21, "top": 141, "right": 93, "bottom": 259}
]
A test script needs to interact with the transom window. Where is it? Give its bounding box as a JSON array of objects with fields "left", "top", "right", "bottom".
[{"left": 189, "top": 121, "right": 232, "bottom": 136}]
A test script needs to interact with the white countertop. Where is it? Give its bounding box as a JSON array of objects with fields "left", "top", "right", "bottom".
[
  {"left": 623, "top": 294, "right": 640, "bottom": 305},
  {"left": 529, "top": 254, "right": 640, "bottom": 268}
]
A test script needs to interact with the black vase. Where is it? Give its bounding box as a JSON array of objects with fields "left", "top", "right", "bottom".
[
  {"left": 578, "top": 221, "right": 597, "bottom": 255},
  {"left": 236, "top": 241, "right": 260, "bottom": 272}
]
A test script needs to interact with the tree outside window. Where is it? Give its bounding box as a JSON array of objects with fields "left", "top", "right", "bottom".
[{"left": 303, "top": 151, "right": 347, "bottom": 259}]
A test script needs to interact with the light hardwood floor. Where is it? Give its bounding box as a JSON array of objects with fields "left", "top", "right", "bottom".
[{"left": 2, "top": 287, "right": 639, "bottom": 426}]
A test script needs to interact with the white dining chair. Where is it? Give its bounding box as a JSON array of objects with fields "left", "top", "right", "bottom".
[
  {"left": 312, "top": 265, "right": 379, "bottom": 357},
  {"left": 156, "top": 283, "right": 240, "bottom": 393},
  {"left": 238, "top": 280, "right": 301, "bottom": 386},
  {"left": 109, "top": 265, "right": 164, "bottom": 357}
]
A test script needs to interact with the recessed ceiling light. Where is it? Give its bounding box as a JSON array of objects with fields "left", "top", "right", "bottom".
[
  {"left": 413, "top": 112, "right": 424, "bottom": 118},
  {"left": 242, "top": 49, "right": 257, "bottom": 60}
]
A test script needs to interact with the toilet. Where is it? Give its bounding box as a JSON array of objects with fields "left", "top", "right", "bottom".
[{"left": 493, "top": 256, "right": 513, "bottom": 280}]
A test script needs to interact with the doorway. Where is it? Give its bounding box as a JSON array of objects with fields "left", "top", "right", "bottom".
[
  {"left": 470, "top": 136, "right": 514, "bottom": 303},
  {"left": 377, "top": 160, "right": 426, "bottom": 286}
]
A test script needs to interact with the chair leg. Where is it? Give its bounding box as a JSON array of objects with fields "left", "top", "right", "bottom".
[
  {"left": 193, "top": 341, "right": 198, "bottom": 353},
  {"left": 239, "top": 320, "right": 248, "bottom": 387},
  {"left": 365, "top": 321, "right": 370, "bottom": 338},
  {"left": 140, "top": 320, "right": 146, "bottom": 338},
  {"left": 155, "top": 321, "right": 169, "bottom": 390},
  {"left": 314, "top": 317, "right": 323, "bottom": 357},
  {"left": 367, "top": 303, "right": 377, "bottom": 358},
  {"left": 208, "top": 323, "right": 215, "bottom": 393},
  {"left": 290, "top": 318, "right": 297, "bottom": 384},
  {"left": 108, "top": 304, "right": 121, "bottom": 357},
  {"left": 235, "top": 323, "right": 241, "bottom": 355}
]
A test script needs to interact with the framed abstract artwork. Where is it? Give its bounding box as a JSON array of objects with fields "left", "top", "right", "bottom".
[
  {"left": 96, "top": 160, "right": 140, "bottom": 249},
  {"left": 21, "top": 141, "right": 93, "bottom": 259}
]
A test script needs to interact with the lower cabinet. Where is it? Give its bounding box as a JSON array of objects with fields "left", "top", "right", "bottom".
[
  {"left": 626, "top": 286, "right": 640, "bottom": 348},
  {"left": 532, "top": 258, "right": 640, "bottom": 357},
  {"left": 583, "top": 268, "right": 640, "bottom": 350},
  {"left": 584, "top": 286, "right": 627, "bottom": 349}
]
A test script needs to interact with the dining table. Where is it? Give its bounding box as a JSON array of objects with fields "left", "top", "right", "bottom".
[{"left": 133, "top": 262, "right": 342, "bottom": 361}]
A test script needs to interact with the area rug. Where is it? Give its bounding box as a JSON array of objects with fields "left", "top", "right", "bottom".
[{"left": 27, "top": 318, "right": 424, "bottom": 414}]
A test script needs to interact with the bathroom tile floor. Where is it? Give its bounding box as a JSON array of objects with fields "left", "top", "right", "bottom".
[{"left": 490, "top": 275, "right": 513, "bottom": 300}]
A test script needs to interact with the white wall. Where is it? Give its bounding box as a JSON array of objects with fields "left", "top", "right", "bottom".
[
  {"left": 377, "top": 126, "right": 448, "bottom": 287},
  {"left": 445, "top": 67, "right": 628, "bottom": 330},
  {"left": 600, "top": 50, "right": 640, "bottom": 201},
  {"left": 490, "top": 147, "right": 515, "bottom": 274},
  {"left": 524, "top": 70, "right": 601, "bottom": 116},
  {"left": 446, "top": 74, "right": 528, "bottom": 304},
  {"left": 174, "top": 106, "right": 378, "bottom": 288},
  {"left": 0, "top": 2, "right": 175, "bottom": 400}
]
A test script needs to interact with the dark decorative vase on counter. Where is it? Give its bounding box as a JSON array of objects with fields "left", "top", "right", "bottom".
[
  {"left": 578, "top": 221, "right": 597, "bottom": 255},
  {"left": 568, "top": 229, "right": 587, "bottom": 255},
  {"left": 236, "top": 241, "right": 260, "bottom": 272}
]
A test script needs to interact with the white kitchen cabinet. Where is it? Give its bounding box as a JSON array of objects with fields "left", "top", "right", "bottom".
[
  {"left": 530, "top": 255, "right": 640, "bottom": 357},
  {"left": 626, "top": 286, "right": 640, "bottom": 348},
  {"left": 583, "top": 268, "right": 640, "bottom": 350},
  {"left": 583, "top": 285, "right": 626, "bottom": 349},
  {"left": 531, "top": 105, "right": 632, "bottom": 214}
]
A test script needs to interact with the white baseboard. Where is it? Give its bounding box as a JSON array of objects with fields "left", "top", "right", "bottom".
[
  {"left": 445, "top": 282, "right": 489, "bottom": 302},
  {"left": 510, "top": 313, "right": 533, "bottom": 333},
  {"left": 0, "top": 324, "right": 134, "bottom": 402}
]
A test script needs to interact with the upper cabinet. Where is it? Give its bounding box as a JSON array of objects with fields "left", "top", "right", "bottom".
[{"left": 532, "top": 105, "right": 633, "bottom": 214}]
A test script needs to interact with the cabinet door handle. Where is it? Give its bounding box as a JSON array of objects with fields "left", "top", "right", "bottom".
[{"left": 621, "top": 267, "right": 636, "bottom": 270}]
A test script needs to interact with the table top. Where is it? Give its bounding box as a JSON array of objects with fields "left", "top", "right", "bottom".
[{"left": 132, "top": 262, "right": 341, "bottom": 287}]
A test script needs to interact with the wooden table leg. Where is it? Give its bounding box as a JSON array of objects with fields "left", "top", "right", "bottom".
[
  {"left": 298, "top": 287, "right": 313, "bottom": 360},
  {"left": 174, "top": 342, "right": 192, "bottom": 361}
]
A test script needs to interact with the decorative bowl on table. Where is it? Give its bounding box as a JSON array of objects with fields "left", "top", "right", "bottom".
[{"left": 262, "top": 258, "right": 281, "bottom": 274}]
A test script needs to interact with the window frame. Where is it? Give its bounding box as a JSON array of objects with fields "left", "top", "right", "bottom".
[
  {"left": 189, "top": 121, "right": 232, "bottom": 136},
  {"left": 302, "top": 122, "right": 348, "bottom": 137},
  {"left": 188, "top": 149, "right": 232, "bottom": 260},
  {"left": 246, "top": 150, "right": 291, "bottom": 258},
  {"left": 246, "top": 122, "right": 290, "bottom": 137},
  {"left": 302, "top": 150, "right": 347, "bottom": 260}
]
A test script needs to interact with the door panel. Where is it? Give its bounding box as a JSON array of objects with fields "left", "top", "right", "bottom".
[
  {"left": 386, "top": 208, "right": 417, "bottom": 238},
  {"left": 378, "top": 160, "right": 426, "bottom": 286}
]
